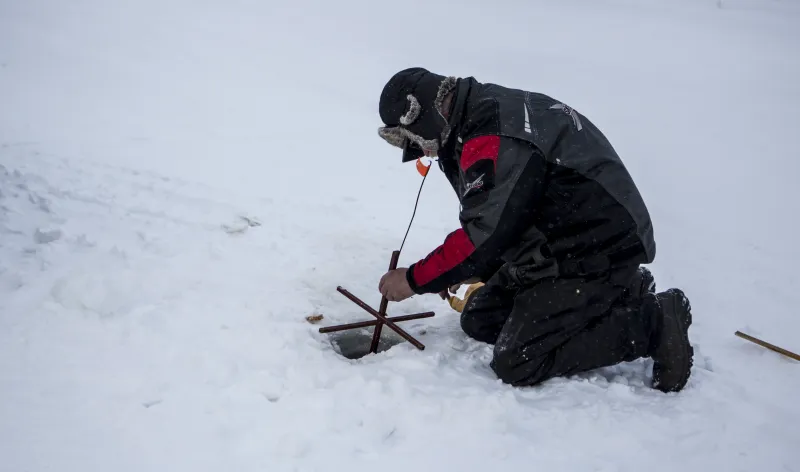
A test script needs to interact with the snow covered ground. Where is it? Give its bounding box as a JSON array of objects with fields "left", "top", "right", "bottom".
[{"left": 1, "top": 0, "right": 799, "bottom": 470}]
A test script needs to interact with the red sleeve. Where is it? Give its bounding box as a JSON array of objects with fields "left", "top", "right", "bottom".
[{"left": 407, "top": 229, "right": 476, "bottom": 293}]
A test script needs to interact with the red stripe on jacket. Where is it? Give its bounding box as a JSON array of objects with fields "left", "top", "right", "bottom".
[
  {"left": 460, "top": 135, "right": 500, "bottom": 171},
  {"left": 409, "top": 136, "right": 502, "bottom": 291},
  {"left": 412, "top": 229, "right": 476, "bottom": 288}
]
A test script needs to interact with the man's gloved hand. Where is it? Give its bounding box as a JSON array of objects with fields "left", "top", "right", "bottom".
[
  {"left": 378, "top": 268, "right": 415, "bottom": 302},
  {"left": 445, "top": 282, "right": 485, "bottom": 313},
  {"left": 438, "top": 284, "right": 462, "bottom": 300},
  {"left": 438, "top": 277, "right": 482, "bottom": 300}
]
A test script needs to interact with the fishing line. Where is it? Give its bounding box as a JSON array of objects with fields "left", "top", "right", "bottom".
[{"left": 398, "top": 164, "right": 430, "bottom": 255}]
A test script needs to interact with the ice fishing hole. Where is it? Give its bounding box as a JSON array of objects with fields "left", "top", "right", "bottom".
[{"left": 327, "top": 328, "right": 405, "bottom": 359}]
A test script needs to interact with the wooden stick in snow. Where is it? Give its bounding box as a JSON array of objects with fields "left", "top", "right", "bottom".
[{"left": 735, "top": 331, "right": 800, "bottom": 361}]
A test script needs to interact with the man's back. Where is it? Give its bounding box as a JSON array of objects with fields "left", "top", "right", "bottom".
[{"left": 444, "top": 78, "right": 656, "bottom": 276}]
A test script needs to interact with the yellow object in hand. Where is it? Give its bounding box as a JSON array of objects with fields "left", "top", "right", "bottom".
[{"left": 447, "top": 283, "right": 485, "bottom": 313}]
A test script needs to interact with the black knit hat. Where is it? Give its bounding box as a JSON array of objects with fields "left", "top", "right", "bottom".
[{"left": 378, "top": 67, "right": 457, "bottom": 162}]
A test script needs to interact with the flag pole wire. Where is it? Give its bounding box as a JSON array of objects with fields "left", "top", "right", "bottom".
[{"left": 398, "top": 163, "right": 430, "bottom": 256}]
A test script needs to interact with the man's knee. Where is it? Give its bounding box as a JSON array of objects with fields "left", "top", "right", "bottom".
[
  {"left": 459, "top": 285, "right": 511, "bottom": 344},
  {"left": 461, "top": 305, "right": 503, "bottom": 344},
  {"left": 490, "top": 343, "right": 552, "bottom": 387},
  {"left": 460, "top": 307, "right": 497, "bottom": 344}
]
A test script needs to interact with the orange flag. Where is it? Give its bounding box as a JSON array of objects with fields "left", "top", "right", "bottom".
[{"left": 416, "top": 158, "right": 431, "bottom": 176}]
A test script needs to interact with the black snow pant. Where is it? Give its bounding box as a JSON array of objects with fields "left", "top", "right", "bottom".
[{"left": 460, "top": 264, "right": 654, "bottom": 387}]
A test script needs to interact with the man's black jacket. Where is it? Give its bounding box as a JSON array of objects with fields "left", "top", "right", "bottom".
[{"left": 406, "top": 77, "right": 656, "bottom": 295}]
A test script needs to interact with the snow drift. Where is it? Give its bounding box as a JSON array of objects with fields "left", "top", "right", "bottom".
[{"left": 1, "top": 0, "right": 799, "bottom": 470}]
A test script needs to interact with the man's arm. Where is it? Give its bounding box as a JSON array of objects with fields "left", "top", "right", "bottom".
[{"left": 406, "top": 135, "right": 548, "bottom": 295}]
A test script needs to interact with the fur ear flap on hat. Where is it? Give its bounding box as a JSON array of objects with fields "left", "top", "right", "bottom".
[
  {"left": 377, "top": 125, "right": 439, "bottom": 152},
  {"left": 399, "top": 95, "right": 421, "bottom": 126},
  {"left": 377, "top": 126, "right": 406, "bottom": 149},
  {"left": 433, "top": 76, "right": 457, "bottom": 144}
]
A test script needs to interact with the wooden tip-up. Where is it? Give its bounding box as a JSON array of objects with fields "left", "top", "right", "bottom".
[{"left": 320, "top": 250, "right": 433, "bottom": 355}]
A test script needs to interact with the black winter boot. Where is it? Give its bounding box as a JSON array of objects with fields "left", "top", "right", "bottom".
[
  {"left": 624, "top": 267, "right": 656, "bottom": 301},
  {"left": 649, "top": 289, "right": 693, "bottom": 393}
]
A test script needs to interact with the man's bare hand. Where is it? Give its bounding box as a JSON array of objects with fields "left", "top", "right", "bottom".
[{"left": 378, "top": 268, "right": 415, "bottom": 302}]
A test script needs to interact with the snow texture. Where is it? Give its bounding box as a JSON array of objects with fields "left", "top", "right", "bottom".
[{"left": 1, "top": 0, "right": 799, "bottom": 471}]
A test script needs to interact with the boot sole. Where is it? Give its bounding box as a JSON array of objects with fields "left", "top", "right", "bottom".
[
  {"left": 639, "top": 267, "right": 656, "bottom": 297},
  {"left": 652, "top": 288, "right": 693, "bottom": 393}
]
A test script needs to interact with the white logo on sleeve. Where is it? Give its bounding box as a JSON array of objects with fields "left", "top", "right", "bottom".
[
  {"left": 523, "top": 103, "right": 532, "bottom": 133},
  {"left": 463, "top": 173, "right": 485, "bottom": 197},
  {"left": 550, "top": 103, "right": 583, "bottom": 131}
]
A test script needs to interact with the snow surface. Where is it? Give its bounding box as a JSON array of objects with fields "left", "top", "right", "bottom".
[{"left": 1, "top": 0, "right": 799, "bottom": 470}]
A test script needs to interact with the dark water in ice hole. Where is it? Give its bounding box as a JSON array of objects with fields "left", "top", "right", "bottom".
[{"left": 328, "top": 327, "right": 407, "bottom": 359}]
